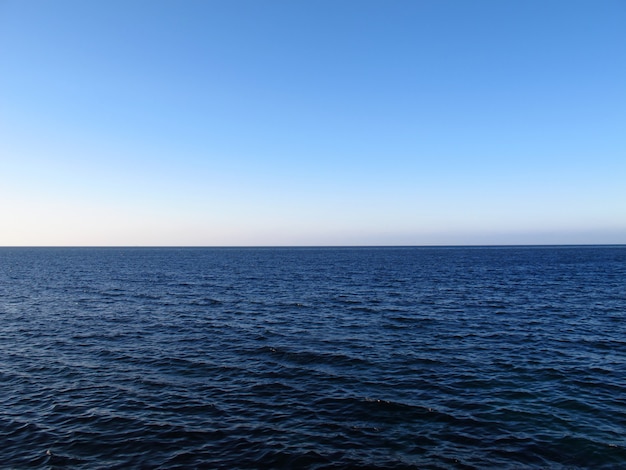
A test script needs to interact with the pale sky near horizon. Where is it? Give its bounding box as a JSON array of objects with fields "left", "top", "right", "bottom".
[{"left": 1, "top": 0, "right": 625, "bottom": 246}]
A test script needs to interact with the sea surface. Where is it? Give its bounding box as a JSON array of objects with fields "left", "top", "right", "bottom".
[{"left": 1, "top": 246, "right": 625, "bottom": 469}]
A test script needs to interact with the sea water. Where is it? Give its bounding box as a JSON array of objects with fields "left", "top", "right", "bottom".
[{"left": 1, "top": 246, "right": 625, "bottom": 468}]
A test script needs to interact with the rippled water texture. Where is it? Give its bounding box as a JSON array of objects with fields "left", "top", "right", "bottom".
[{"left": 1, "top": 246, "right": 625, "bottom": 468}]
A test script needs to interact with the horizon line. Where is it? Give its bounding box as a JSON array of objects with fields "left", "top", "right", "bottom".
[{"left": 1, "top": 244, "right": 625, "bottom": 249}]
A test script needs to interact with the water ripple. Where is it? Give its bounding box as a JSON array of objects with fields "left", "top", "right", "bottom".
[{"left": 0, "top": 246, "right": 625, "bottom": 468}]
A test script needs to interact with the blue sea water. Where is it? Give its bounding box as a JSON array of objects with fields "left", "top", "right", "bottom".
[{"left": 0, "top": 246, "right": 625, "bottom": 469}]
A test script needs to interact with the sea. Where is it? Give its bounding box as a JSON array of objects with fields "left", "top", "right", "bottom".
[{"left": 1, "top": 246, "right": 625, "bottom": 469}]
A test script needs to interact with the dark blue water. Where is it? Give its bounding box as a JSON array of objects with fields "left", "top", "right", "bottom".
[{"left": 1, "top": 246, "right": 625, "bottom": 469}]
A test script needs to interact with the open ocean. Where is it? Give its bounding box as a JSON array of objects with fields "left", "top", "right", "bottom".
[{"left": 1, "top": 246, "right": 625, "bottom": 469}]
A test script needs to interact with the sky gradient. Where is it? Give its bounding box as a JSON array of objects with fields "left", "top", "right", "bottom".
[{"left": 1, "top": 0, "right": 625, "bottom": 246}]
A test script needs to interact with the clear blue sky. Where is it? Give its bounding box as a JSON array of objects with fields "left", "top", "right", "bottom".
[{"left": 1, "top": 0, "right": 625, "bottom": 245}]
